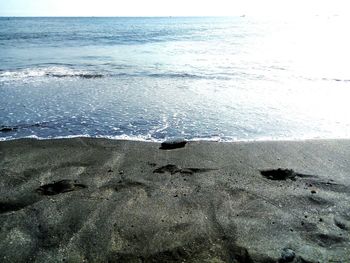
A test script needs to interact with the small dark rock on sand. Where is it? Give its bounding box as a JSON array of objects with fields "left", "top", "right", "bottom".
[
  {"left": 160, "top": 138, "right": 187, "bottom": 150},
  {"left": 279, "top": 248, "right": 295, "bottom": 262}
]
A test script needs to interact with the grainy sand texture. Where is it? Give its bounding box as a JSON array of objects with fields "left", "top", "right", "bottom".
[{"left": 0, "top": 138, "right": 349, "bottom": 262}]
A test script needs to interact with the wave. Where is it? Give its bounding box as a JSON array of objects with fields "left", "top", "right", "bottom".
[
  {"left": 147, "top": 72, "right": 228, "bottom": 80},
  {"left": 3, "top": 66, "right": 348, "bottom": 83},
  {"left": 0, "top": 29, "right": 192, "bottom": 46},
  {"left": 0, "top": 66, "right": 233, "bottom": 82},
  {"left": 0, "top": 67, "right": 105, "bottom": 81},
  {"left": 2, "top": 133, "right": 349, "bottom": 143},
  {"left": 0, "top": 122, "right": 49, "bottom": 133},
  {"left": 48, "top": 73, "right": 103, "bottom": 79}
]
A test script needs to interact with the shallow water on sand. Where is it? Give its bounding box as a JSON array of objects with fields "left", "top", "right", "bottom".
[{"left": 1, "top": 16, "right": 350, "bottom": 141}]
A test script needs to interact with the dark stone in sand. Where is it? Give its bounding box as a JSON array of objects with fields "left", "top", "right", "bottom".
[
  {"left": 279, "top": 248, "right": 295, "bottom": 262},
  {"left": 36, "top": 180, "right": 86, "bottom": 196},
  {"left": 160, "top": 138, "right": 187, "bottom": 150}
]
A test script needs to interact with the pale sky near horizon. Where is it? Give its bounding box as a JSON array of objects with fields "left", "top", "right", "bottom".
[{"left": 0, "top": 0, "right": 348, "bottom": 17}]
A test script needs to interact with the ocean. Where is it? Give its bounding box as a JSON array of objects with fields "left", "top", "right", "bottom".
[{"left": 1, "top": 16, "right": 350, "bottom": 142}]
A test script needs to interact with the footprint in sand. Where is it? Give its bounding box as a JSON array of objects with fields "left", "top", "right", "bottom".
[
  {"left": 260, "top": 168, "right": 312, "bottom": 181},
  {"left": 159, "top": 139, "right": 187, "bottom": 150},
  {"left": 153, "top": 164, "right": 216, "bottom": 175},
  {"left": 36, "top": 180, "right": 86, "bottom": 196}
]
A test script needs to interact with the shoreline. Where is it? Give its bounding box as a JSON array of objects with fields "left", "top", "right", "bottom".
[
  {"left": 1, "top": 138, "right": 349, "bottom": 262},
  {"left": 2, "top": 134, "right": 350, "bottom": 143}
]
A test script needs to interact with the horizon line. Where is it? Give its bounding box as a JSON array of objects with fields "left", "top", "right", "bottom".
[{"left": 0, "top": 15, "right": 244, "bottom": 18}]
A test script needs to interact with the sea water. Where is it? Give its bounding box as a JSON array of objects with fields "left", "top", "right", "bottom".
[{"left": 1, "top": 16, "right": 350, "bottom": 141}]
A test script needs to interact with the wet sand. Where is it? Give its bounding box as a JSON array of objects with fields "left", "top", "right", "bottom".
[{"left": 0, "top": 138, "right": 349, "bottom": 262}]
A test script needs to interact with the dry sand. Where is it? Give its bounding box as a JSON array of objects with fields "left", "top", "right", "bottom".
[{"left": 0, "top": 138, "right": 349, "bottom": 262}]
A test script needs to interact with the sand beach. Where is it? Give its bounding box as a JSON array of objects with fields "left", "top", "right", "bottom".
[{"left": 0, "top": 138, "right": 349, "bottom": 262}]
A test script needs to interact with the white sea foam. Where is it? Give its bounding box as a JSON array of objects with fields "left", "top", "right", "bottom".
[{"left": 0, "top": 66, "right": 102, "bottom": 82}]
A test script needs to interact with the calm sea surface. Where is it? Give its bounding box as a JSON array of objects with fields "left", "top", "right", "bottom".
[{"left": 1, "top": 16, "right": 350, "bottom": 141}]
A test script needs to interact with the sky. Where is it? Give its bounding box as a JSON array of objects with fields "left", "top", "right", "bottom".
[{"left": 0, "top": 0, "right": 349, "bottom": 17}]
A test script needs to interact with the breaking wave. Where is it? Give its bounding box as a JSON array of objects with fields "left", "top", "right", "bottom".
[
  {"left": 0, "top": 67, "right": 234, "bottom": 82},
  {"left": 0, "top": 67, "right": 104, "bottom": 81}
]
